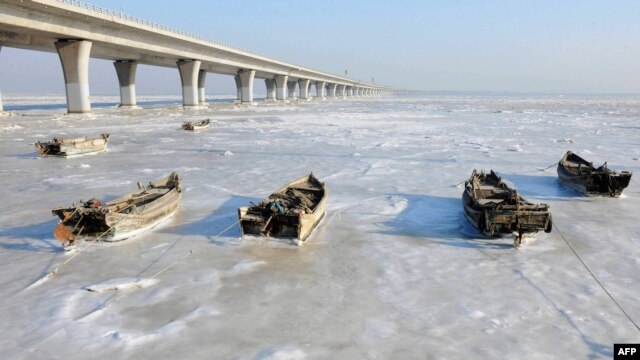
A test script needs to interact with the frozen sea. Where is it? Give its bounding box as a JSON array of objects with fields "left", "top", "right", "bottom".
[{"left": 0, "top": 94, "right": 638, "bottom": 359}]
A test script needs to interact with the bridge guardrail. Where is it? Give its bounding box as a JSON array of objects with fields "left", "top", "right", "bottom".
[{"left": 55, "top": 0, "right": 375, "bottom": 86}]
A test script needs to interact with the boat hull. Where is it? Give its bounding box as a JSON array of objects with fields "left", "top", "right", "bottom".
[
  {"left": 556, "top": 151, "right": 632, "bottom": 197},
  {"left": 52, "top": 172, "right": 181, "bottom": 245},
  {"left": 462, "top": 170, "right": 552, "bottom": 241},
  {"left": 36, "top": 134, "right": 110, "bottom": 157},
  {"left": 238, "top": 173, "right": 327, "bottom": 243}
]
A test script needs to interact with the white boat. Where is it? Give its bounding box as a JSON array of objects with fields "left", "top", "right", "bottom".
[
  {"left": 35, "top": 134, "right": 110, "bottom": 157},
  {"left": 52, "top": 172, "right": 181, "bottom": 247}
]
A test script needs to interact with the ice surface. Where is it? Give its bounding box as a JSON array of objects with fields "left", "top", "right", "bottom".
[{"left": 0, "top": 94, "right": 639, "bottom": 359}]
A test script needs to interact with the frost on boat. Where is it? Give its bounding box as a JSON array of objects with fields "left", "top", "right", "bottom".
[
  {"left": 51, "top": 172, "right": 181, "bottom": 248},
  {"left": 182, "top": 119, "right": 210, "bottom": 131},
  {"left": 238, "top": 173, "right": 327, "bottom": 244},
  {"left": 35, "top": 134, "right": 110, "bottom": 157},
  {"left": 557, "top": 151, "right": 632, "bottom": 197},
  {"left": 462, "top": 170, "right": 552, "bottom": 246}
]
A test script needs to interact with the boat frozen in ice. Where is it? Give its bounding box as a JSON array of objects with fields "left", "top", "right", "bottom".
[
  {"left": 238, "top": 173, "right": 327, "bottom": 244},
  {"left": 182, "top": 119, "right": 210, "bottom": 131},
  {"left": 52, "top": 172, "right": 181, "bottom": 247},
  {"left": 462, "top": 170, "right": 552, "bottom": 246},
  {"left": 35, "top": 134, "right": 110, "bottom": 157},
  {"left": 557, "top": 151, "right": 632, "bottom": 197}
]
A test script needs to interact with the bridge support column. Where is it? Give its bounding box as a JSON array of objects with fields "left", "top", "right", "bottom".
[
  {"left": 315, "top": 81, "right": 326, "bottom": 99},
  {"left": 275, "top": 75, "right": 288, "bottom": 100},
  {"left": 238, "top": 69, "right": 255, "bottom": 103},
  {"left": 287, "top": 81, "right": 297, "bottom": 100},
  {"left": 198, "top": 69, "right": 207, "bottom": 105},
  {"left": 0, "top": 47, "right": 3, "bottom": 112},
  {"left": 55, "top": 40, "right": 92, "bottom": 113},
  {"left": 337, "top": 85, "right": 345, "bottom": 97},
  {"left": 327, "top": 83, "right": 336, "bottom": 98},
  {"left": 298, "top": 79, "right": 310, "bottom": 100},
  {"left": 234, "top": 75, "right": 242, "bottom": 101},
  {"left": 113, "top": 60, "right": 137, "bottom": 107},
  {"left": 177, "top": 59, "right": 201, "bottom": 106},
  {"left": 265, "top": 79, "right": 276, "bottom": 101}
]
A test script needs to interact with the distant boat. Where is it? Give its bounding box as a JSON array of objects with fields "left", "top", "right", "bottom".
[
  {"left": 238, "top": 173, "right": 327, "bottom": 244},
  {"left": 35, "top": 134, "right": 110, "bottom": 157},
  {"left": 462, "top": 170, "right": 552, "bottom": 246},
  {"left": 182, "top": 119, "right": 210, "bottom": 131},
  {"left": 557, "top": 151, "right": 632, "bottom": 197},
  {"left": 52, "top": 172, "right": 181, "bottom": 248}
]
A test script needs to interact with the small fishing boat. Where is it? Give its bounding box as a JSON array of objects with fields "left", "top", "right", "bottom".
[
  {"left": 35, "top": 134, "right": 110, "bottom": 157},
  {"left": 182, "top": 119, "right": 210, "bottom": 131},
  {"left": 462, "top": 170, "right": 552, "bottom": 246},
  {"left": 238, "top": 173, "right": 327, "bottom": 244},
  {"left": 557, "top": 151, "right": 632, "bottom": 197},
  {"left": 52, "top": 172, "right": 181, "bottom": 248}
]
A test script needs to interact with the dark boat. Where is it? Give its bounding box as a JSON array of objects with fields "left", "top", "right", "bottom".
[
  {"left": 52, "top": 172, "right": 181, "bottom": 248},
  {"left": 462, "top": 170, "right": 552, "bottom": 246},
  {"left": 238, "top": 173, "right": 327, "bottom": 245},
  {"left": 557, "top": 151, "right": 632, "bottom": 197}
]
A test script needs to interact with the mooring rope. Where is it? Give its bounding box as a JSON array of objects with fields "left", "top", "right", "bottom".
[
  {"left": 554, "top": 223, "right": 640, "bottom": 333},
  {"left": 47, "top": 219, "right": 123, "bottom": 277}
]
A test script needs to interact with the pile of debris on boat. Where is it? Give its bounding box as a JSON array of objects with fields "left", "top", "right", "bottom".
[
  {"left": 557, "top": 151, "right": 632, "bottom": 197},
  {"left": 462, "top": 170, "right": 552, "bottom": 246},
  {"left": 52, "top": 172, "right": 181, "bottom": 248},
  {"left": 35, "top": 134, "right": 110, "bottom": 157},
  {"left": 238, "top": 173, "right": 327, "bottom": 245},
  {"left": 182, "top": 119, "right": 210, "bottom": 131}
]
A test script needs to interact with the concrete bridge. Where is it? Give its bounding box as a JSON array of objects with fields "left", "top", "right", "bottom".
[{"left": 0, "top": 0, "right": 391, "bottom": 113}]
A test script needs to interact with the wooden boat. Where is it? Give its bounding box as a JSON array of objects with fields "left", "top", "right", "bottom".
[
  {"left": 462, "top": 170, "right": 552, "bottom": 246},
  {"left": 182, "top": 119, "right": 210, "bottom": 131},
  {"left": 35, "top": 134, "right": 110, "bottom": 157},
  {"left": 238, "top": 173, "right": 327, "bottom": 244},
  {"left": 52, "top": 172, "right": 181, "bottom": 247},
  {"left": 557, "top": 151, "right": 632, "bottom": 197}
]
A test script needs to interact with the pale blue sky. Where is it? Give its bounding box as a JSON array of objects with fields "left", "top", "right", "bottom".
[{"left": 2, "top": 0, "right": 639, "bottom": 95}]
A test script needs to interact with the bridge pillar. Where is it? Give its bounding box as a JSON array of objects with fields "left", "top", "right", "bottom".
[
  {"left": 177, "top": 59, "right": 201, "bottom": 106},
  {"left": 0, "top": 47, "right": 2, "bottom": 111},
  {"left": 238, "top": 69, "right": 255, "bottom": 103},
  {"left": 198, "top": 69, "right": 207, "bottom": 105},
  {"left": 234, "top": 75, "right": 242, "bottom": 101},
  {"left": 55, "top": 40, "right": 92, "bottom": 113},
  {"left": 315, "top": 81, "right": 326, "bottom": 99},
  {"left": 337, "top": 85, "right": 345, "bottom": 97},
  {"left": 298, "top": 79, "right": 310, "bottom": 100},
  {"left": 287, "top": 81, "right": 297, "bottom": 100},
  {"left": 345, "top": 86, "right": 351, "bottom": 97},
  {"left": 265, "top": 79, "right": 276, "bottom": 101},
  {"left": 327, "top": 83, "right": 336, "bottom": 98},
  {"left": 113, "top": 60, "right": 137, "bottom": 107},
  {"left": 275, "top": 75, "right": 288, "bottom": 100}
]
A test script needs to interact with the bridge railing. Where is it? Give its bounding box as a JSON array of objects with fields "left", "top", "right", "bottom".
[
  {"left": 56, "top": 0, "right": 264, "bottom": 57},
  {"left": 55, "top": 0, "right": 377, "bottom": 86}
]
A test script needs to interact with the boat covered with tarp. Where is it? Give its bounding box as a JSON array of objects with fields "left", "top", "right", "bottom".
[
  {"left": 462, "top": 170, "right": 552, "bottom": 246},
  {"left": 52, "top": 172, "right": 181, "bottom": 248},
  {"left": 238, "top": 173, "right": 327, "bottom": 244},
  {"left": 35, "top": 134, "right": 110, "bottom": 157},
  {"left": 557, "top": 151, "right": 632, "bottom": 197}
]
